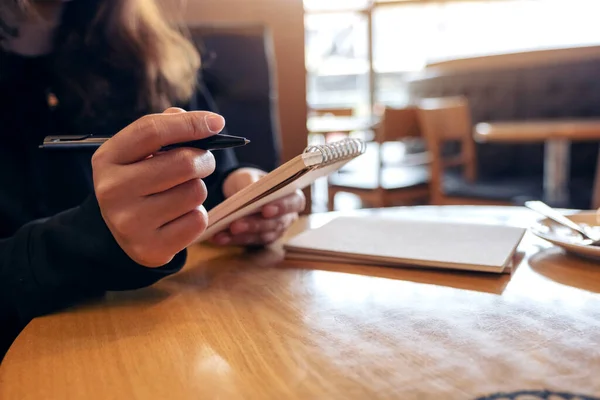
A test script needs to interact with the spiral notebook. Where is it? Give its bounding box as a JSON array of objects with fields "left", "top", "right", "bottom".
[{"left": 195, "top": 138, "right": 366, "bottom": 242}]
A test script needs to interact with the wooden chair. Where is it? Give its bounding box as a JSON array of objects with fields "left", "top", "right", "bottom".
[
  {"left": 327, "top": 107, "right": 431, "bottom": 210},
  {"left": 416, "top": 97, "right": 542, "bottom": 206}
]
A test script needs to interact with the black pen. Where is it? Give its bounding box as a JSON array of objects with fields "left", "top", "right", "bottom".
[{"left": 39, "top": 133, "right": 250, "bottom": 151}]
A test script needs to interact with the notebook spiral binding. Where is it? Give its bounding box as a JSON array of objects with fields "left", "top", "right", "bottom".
[{"left": 303, "top": 138, "right": 366, "bottom": 166}]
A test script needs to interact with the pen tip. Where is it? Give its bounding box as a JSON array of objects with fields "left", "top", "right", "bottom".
[{"left": 244, "top": 139, "right": 251, "bottom": 145}]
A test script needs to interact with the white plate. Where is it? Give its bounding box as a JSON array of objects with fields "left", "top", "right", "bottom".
[{"left": 530, "top": 211, "right": 600, "bottom": 261}]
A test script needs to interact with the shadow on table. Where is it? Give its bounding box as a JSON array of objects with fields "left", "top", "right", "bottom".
[
  {"left": 58, "top": 247, "right": 281, "bottom": 315},
  {"left": 167, "top": 245, "right": 285, "bottom": 287},
  {"left": 15, "top": 286, "right": 175, "bottom": 361},
  {"left": 107, "top": 286, "right": 171, "bottom": 308},
  {"left": 279, "top": 251, "right": 526, "bottom": 296},
  {"left": 529, "top": 247, "right": 600, "bottom": 293},
  {"left": 17, "top": 248, "right": 288, "bottom": 360},
  {"left": 27, "top": 251, "right": 251, "bottom": 350},
  {"left": 60, "top": 247, "right": 251, "bottom": 313}
]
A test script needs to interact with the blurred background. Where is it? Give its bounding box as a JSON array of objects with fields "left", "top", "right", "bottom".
[
  {"left": 173, "top": 0, "right": 600, "bottom": 214},
  {"left": 306, "top": 0, "right": 600, "bottom": 113}
]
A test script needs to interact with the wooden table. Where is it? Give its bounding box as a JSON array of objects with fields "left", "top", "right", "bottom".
[
  {"left": 474, "top": 119, "right": 600, "bottom": 207},
  {"left": 2, "top": 206, "right": 600, "bottom": 399}
]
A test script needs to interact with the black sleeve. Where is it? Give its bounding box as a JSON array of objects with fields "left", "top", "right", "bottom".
[{"left": 0, "top": 194, "right": 186, "bottom": 360}]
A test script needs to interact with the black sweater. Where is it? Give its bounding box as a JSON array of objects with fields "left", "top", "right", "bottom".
[{"left": 0, "top": 50, "right": 240, "bottom": 360}]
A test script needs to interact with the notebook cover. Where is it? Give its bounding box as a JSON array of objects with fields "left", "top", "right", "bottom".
[
  {"left": 195, "top": 139, "right": 366, "bottom": 243},
  {"left": 283, "top": 217, "right": 526, "bottom": 273},
  {"left": 196, "top": 158, "right": 356, "bottom": 243}
]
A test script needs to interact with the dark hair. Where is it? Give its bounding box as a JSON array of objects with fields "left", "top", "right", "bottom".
[{"left": 2, "top": 0, "right": 201, "bottom": 134}]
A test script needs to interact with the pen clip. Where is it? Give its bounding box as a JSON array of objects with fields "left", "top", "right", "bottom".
[
  {"left": 40, "top": 134, "right": 107, "bottom": 149},
  {"left": 43, "top": 135, "right": 91, "bottom": 143}
]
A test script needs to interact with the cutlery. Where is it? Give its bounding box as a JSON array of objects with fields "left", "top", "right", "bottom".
[{"left": 525, "top": 201, "right": 600, "bottom": 246}]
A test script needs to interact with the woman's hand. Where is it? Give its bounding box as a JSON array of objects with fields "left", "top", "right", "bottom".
[
  {"left": 92, "top": 107, "right": 223, "bottom": 267},
  {"left": 211, "top": 167, "right": 306, "bottom": 246}
]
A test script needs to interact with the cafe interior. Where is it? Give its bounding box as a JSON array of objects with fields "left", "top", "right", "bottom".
[
  {"left": 305, "top": 0, "right": 600, "bottom": 214},
  {"left": 183, "top": 0, "right": 600, "bottom": 214},
  {"left": 3, "top": 0, "right": 600, "bottom": 398}
]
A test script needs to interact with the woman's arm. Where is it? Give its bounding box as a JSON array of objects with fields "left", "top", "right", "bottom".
[{"left": 1, "top": 109, "right": 224, "bottom": 360}]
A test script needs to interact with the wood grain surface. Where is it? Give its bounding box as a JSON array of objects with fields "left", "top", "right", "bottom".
[{"left": 2, "top": 206, "right": 600, "bottom": 400}]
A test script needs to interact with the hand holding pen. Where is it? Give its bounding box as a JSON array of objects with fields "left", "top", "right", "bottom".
[
  {"left": 80, "top": 108, "right": 244, "bottom": 267},
  {"left": 41, "top": 106, "right": 249, "bottom": 152}
]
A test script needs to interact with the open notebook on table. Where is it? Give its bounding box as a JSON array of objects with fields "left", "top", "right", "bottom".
[
  {"left": 283, "top": 217, "right": 526, "bottom": 274},
  {"left": 195, "top": 138, "right": 366, "bottom": 243}
]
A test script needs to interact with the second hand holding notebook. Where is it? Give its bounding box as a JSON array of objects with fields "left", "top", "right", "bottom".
[{"left": 195, "top": 138, "right": 366, "bottom": 243}]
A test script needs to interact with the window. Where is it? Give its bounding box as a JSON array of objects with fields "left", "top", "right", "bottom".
[
  {"left": 305, "top": 12, "right": 370, "bottom": 115},
  {"left": 305, "top": 0, "right": 600, "bottom": 112},
  {"left": 373, "top": 0, "right": 600, "bottom": 68}
]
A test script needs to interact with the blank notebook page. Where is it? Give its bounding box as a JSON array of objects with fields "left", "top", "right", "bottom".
[{"left": 284, "top": 217, "right": 526, "bottom": 272}]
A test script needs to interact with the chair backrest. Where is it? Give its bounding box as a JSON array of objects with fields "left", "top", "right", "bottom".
[
  {"left": 366, "top": 106, "right": 426, "bottom": 188},
  {"left": 376, "top": 107, "right": 421, "bottom": 143},
  {"left": 417, "top": 97, "right": 477, "bottom": 200},
  {"left": 417, "top": 97, "right": 473, "bottom": 141},
  {"left": 187, "top": 24, "right": 281, "bottom": 172}
]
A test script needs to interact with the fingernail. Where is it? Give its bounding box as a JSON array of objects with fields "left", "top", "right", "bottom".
[
  {"left": 215, "top": 234, "right": 231, "bottom": 245},
  {"left": 262, "top": 232, "right": 278, "bottom": 243},
  {"left": 232, "top": 221, "right": 249, "bottom": 234},
  {"left": 263, "top": 205, "right": 279, "bottom": 218},
  {"left": 164, "top": 107, "right": 186, "bottom": 114},
  {"left": 205, "top": 114, "right": 225, "bottom": 133}
]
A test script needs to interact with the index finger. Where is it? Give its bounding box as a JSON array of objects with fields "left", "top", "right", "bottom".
[{"left": 100, "top": 111, "right": 225, "bottom": 164}]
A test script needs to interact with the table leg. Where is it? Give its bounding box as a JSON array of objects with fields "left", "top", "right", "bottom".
[{"left": 544, "top": 139, "right": 570, "bottom": 206}]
